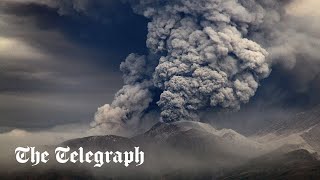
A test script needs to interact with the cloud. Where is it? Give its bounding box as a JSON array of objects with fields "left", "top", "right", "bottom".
[
  {"left": 288, "top": 0, "right": 320, "bottom": 17},
  {"left": 0, "top": 0, "right": 149, "bottom": 129},
  {"left": 0, "top": 37, "right": 47, "bottom": 61}
]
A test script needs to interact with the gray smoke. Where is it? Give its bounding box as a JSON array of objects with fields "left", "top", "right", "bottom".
[
  {"left": 252, "top": 15, "right": 320, "bottom": 94},
  {"left": 91, "top": 0, "right": 290, "bottom": 133},
  {"left": 90, "top": 53, "right": 158, "bottom": 134}
]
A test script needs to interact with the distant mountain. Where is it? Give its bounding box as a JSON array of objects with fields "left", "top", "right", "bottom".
[
  {"left": 254, "top": 105, "right": 320, "bottom": 154},
  {"left": 62, "top": 135, "right": 136, "bottom": 151},
  {"left": 258, "top": 105, "right": 320, "bottom": 135},
  {"left": 65, "top": 121, "right": 264, "bottom": 160},
  {"left": 301, "top": 124, "right": 320, "bottom": 152}
]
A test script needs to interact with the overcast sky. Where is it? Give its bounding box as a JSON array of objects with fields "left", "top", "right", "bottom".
[
  {"left": 0, "top": 0, "right": 148, "bottom": 130},
  {"left": 0, "top": 0, "right": 319, "bottom": 132}
]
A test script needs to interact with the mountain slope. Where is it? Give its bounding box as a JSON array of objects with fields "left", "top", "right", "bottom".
[
  {"left": 253, "top": 105, "right": 320, "bottom": 154},
  {"left": 258, "top": 105, "right": 320, "bottom": 135},
  {"left": 218, "top": 149, "right": 320, "bottom": 180}
]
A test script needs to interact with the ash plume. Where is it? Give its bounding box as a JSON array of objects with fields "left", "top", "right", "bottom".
[
  {"left": 92, "top": 0, "right": 287, "bottom": 133},
  {"left": 90, "top": 54, "right": 158, "bottom": 134}
]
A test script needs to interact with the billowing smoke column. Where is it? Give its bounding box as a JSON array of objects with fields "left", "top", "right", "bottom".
[
  {"left": 91, "top": 53, "right": 158, "bottom": 133},
  {"left": 91, "top": 0, "right": 291, "bottom": 134}
]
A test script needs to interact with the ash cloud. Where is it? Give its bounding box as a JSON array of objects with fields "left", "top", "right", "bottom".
[
  {"left": 93, "top": 0, "right": 320, "bottom": 134},
  {"left": 92, "top": 0, "right": 287, "bottom": 134},
  {"left": 9, "top": 0, "right": 320, "bottom": 135},
  {"left": 91, "top": 54, "right": 158, "bottom": 135}
]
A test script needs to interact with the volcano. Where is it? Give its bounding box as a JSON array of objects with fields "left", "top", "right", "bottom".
[{"left": 2, "top": 121, "right": 320, "bottom": 179}]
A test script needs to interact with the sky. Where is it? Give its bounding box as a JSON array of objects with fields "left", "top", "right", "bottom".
[
  {"left": 0, "top": 0, "right": 319, "bottom": 133},
  {"left": 0, "top": 0, "right": 148, "bottom": 131}
]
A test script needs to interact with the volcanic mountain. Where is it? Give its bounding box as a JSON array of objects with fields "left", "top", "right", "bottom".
[
  {"left": 255, "top": 105, "right": 320, "bottom": 153},
  {"left": 2, "top": 121, "right": 320, "bottom": 179}
]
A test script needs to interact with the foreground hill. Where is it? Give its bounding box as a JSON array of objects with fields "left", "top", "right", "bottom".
[{"left": 219, "top": 149, "right": 320, "bottom": 180}]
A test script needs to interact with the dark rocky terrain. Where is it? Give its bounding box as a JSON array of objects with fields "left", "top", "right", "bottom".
[{"left": 219, "top": 149, "right": 320, "bottom": 180}]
